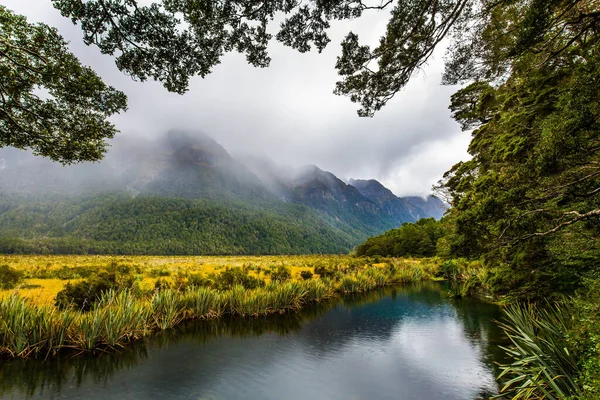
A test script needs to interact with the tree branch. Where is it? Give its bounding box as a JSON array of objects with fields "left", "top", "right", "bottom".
[{"left": 519, "top": 209, "right": 600, "bottom": 241}]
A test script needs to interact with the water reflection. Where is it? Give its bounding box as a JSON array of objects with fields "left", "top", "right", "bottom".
[{"left": 0, "top": 282, "right": 506, "bottom": 400}]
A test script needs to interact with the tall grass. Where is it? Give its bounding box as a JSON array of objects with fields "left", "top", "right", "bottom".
[
  {"left": 181, "top": 286, "right": 224, "bottom": 318},
  {"left": 0, "top": 261, "right": 434, "bottom": 358},
  {"left": 495, "top": 301, "right": 583, "bottom": 399},
  {"left": 0, "top": 295, "right": 74, "bottom": 358}
]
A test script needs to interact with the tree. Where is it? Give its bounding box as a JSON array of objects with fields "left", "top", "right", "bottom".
[
  {"left": 0, "top": 5, "right": 127, "bottom": 163},
  {"left": 437, "top": 0, "right": 600, "bottom": 296}
]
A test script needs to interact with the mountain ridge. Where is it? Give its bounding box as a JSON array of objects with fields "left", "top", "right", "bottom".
[{"left": 0, "top": 131, "right": 447, "bottom": 254}]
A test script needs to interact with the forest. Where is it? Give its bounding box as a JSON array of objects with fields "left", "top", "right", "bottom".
[{"left": 0, "top": 194, "right": 357, "bottom": 255}]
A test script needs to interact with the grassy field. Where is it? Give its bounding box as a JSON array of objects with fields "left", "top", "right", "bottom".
[
  {"left": 0, "top": 255, "right": 430, "bottom": 304},
  {"left": 0, "top": 254, "right": 440, "bottom": 359}
]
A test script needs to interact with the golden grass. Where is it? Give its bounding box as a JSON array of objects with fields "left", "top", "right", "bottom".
[
  {"left": 0, "top": 255, "right": 437, "bottom": 305},
  {"left": 0, "top": 255, "right": 441, "bottom": 358}
]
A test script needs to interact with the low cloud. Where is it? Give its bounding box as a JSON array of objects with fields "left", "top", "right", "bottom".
[{"left": 4, "top": 1, "right": 471, "bottom": 196}]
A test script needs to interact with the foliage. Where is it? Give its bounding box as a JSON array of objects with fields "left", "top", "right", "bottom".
[
  {"left": 355, "top": 217, "right": 442, "bottom": 257},
  {"left": 209, "top": 267, "right": 264, "bottom": 291},
  {"left": 570, "top": 274, "right": 600, "bottom": 399},
  {"left": 0, "top": 6, "right": 127, "bottom": 163},
  {"left": 54, "top": 272, "right": 134, "bottom": 311},
  {"left": 270, "top": 265, "right": 291, "bottom": 283},
  {"left": 0, "top": 264, "right": 22, "bottom": 289},
  {"left": 0, "top": 257, "right": 435, "bottom": 359},
  {"left": 0, "top": 194, "right": 359, "bottom": 255},
  {"left": 50, "top": 0, "right": 391, "bottom": 99},
  {"left": 496, "top": 301, "right": 583, "bottom": 399},
  {"left": 300, "top": 270, "right": 313, "bottom": 280},
  {"left": 313, "top": 263, "right": 336, "bottom": 279},
  {"left": 437, "top": 0, "right": 600, "bottom": 299}
]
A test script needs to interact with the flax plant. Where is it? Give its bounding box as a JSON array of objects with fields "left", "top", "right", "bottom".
[{"left": 496, "top": 301, "right": 583, "bottom": 399}]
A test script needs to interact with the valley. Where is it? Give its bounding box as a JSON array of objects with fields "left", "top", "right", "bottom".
[{"left": 0, "top": 132, "right": 445, "bottom": 255}]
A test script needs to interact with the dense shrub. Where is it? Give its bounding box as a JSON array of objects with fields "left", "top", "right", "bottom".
[
  {"left": 210, "top": 267, "right": 264, "bottom": 290},
  {"left": 314, "top": 263, "right": 335, "bottom": 279},
  {"left": 154, "top": 277, "right": 173, "bottom": 291},
  {"left": 438, "top": 260, "right": 458, "bottom": 280},
  {"left": 270, "top": 265, "right": 291, "bottom": 282},
  {"left": 51, "top": 265, "right": 94, "bottom": 280},
  {"left": 186, "top": 273, "right": 211, "bottom": 288},
  {"left": 54, "top": 272, "right": 134, "bottom": 311},
  {"left": 148, "top": 268, "right": 171, "bottom": 278},
  {"left": 0, "top": 265, "right": 23, "bottom": 289},
  {"left": 356, "top": 218, "right": 442, "bottom": 257},
  {"left": 300, "top": 270, "right": 313, "bottom": 280},
  {"left": 571, "top": 274, "right": 600, "bottom": 399}
]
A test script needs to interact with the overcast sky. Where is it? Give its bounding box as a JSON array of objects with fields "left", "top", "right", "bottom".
[{"left": 5, "top": 1, "right": 471, "bottom": 197}]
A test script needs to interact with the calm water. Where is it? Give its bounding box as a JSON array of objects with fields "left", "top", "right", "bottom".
[{"left": 0, "top": 283, "right": 507, "bottom": 400}]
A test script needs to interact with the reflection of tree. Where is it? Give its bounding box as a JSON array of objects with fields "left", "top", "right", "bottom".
[
  {"left": 0, "top": 282, "right": 508, "bottom": 398},
  {"left": 450, "top": 297, "right": 509, "bottom": 377}
]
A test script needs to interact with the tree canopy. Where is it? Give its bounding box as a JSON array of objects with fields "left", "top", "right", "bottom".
[{"left": 0, "top": 5, "right": 127, "bottom": 163}]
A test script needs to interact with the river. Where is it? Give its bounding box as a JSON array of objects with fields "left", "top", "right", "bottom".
[{"left": 0, "top": 282, "right": 507, "bottom": 400}]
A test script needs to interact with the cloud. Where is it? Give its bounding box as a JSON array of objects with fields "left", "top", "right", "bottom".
[{"left": 4, "top": 1, "right": 471, "bottom": 196}]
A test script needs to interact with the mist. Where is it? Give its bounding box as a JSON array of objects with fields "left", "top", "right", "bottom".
[{"left": 2, "top": 0, "right": 471, "bottom": 197}]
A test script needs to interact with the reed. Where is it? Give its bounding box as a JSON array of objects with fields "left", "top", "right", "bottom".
[
  {"left": 151, "top": 290, "right": 186, "bottom": 330},
  {"left": 302, "top": 279, "right": 334, "bottom": 302},
  {"left": 181, "top": 286, "right": 224, "bottom": 318},
  {"left": 97, "top": 290, "right": 151, "bottom": 347}
]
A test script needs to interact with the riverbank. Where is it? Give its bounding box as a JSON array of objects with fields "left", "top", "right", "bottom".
[
  {"left": 0, "top": 256, "right": 440, "bottom": 358},
  {"left": 0, "top": 283, "right": 505, "bottom": 400}
]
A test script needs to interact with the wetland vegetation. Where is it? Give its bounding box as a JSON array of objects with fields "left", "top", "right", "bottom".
[
  {"left": 0, "top": 283, "right": 507, "bottom": 400},
  {"left": 0, "top": 255, "right": 440, "bottom": 358}
]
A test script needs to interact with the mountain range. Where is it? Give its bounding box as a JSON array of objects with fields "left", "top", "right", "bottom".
[{"left": 0, "top": 131, "right": 446, "bottom": 255}]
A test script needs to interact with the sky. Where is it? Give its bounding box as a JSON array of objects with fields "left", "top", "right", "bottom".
[{"left": 4, "top": 1, "right": 471, "bottom": 197}]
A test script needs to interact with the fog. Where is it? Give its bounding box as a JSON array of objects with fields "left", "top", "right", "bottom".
[{"left": 2, "top": 0, "right": 471, "bottom": 197}]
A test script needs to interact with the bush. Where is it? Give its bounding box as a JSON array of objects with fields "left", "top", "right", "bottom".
[
  {"left": 210, "top": 267, "right": 264, "bottom": 291},
  {"left": 51, "top": 265, "right": 94, "bottom": 280},
  {"left": 314, "top": 263, "right": 335, "bottom": 279},
  {"left": 300, "top": 270, "right": 313, "bottom": 280},
  {"left": 438, "top": 260, "right": 459, "bottom": 279},
  {"left": 270, "top": 265, "right": 291, "bottom": 282},
  {"left": 571, "top": 274, "right": 600, "bottom": 399},
  {"left": 54, "top": 272, "right": 134, "bottom": 311},
  {"left": 497, "top": 301, "right": 583, "bottom": 399},
  {"left": 187, "top": 273, "right": 211, "bottom": 288},
  {"left": 154, "top": 277, "right": 173, "bottom": 291},
  {"left": 149, "top": 268, "right": 171, "bottom": 278},
  {"left": 0, "top": 265, "right": 22, "bottom": 289}
]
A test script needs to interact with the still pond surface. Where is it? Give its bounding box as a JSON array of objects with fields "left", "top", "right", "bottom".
[{"left": 0, "top": 283, "right": 507, "bottom": 400}]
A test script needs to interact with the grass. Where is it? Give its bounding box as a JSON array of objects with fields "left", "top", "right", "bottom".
[{"left": 0, "top": 255, "right": 438, "bottom": 359}]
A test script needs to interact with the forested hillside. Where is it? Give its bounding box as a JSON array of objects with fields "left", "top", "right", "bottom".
[
  {"left": 0, "top": 132, "right": 445, "bottom": 255},
  {"left": 0, "top": 194, "right": 358, "bottom": 255}
]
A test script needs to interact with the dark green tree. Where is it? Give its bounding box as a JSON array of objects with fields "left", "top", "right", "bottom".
[
  {"left": 0, "top": 5, "right": 127, "bottom": 163},
  {"left": 436, "top": 0, "right": 600, "bottom": 296}
]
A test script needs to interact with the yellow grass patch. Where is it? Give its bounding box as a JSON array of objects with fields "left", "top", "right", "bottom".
[{"left": 0, "top": 254, "right": 433, "bottom": 305}]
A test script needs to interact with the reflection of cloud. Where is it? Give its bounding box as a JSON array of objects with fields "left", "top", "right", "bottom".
[
  {"left": 390, "top": 316, "right": 499, "bottom": 396},
  {"left": 1, "top": 288, "right": 501, "bottom": 400}
]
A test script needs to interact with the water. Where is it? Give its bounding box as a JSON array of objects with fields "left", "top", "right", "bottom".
[{"left": 0, "top": 283, "right": 507, "bottom": 400}]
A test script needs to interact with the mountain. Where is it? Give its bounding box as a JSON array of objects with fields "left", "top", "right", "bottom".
[
  {"left": 0, "top": 131, "right": 447, "bottom": 255},
  {"left": 143, "top": 131, "right": 270, "bottom": 202},
  {"left": 349, "top": 179, "right": 447, "bottom": 222}
]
